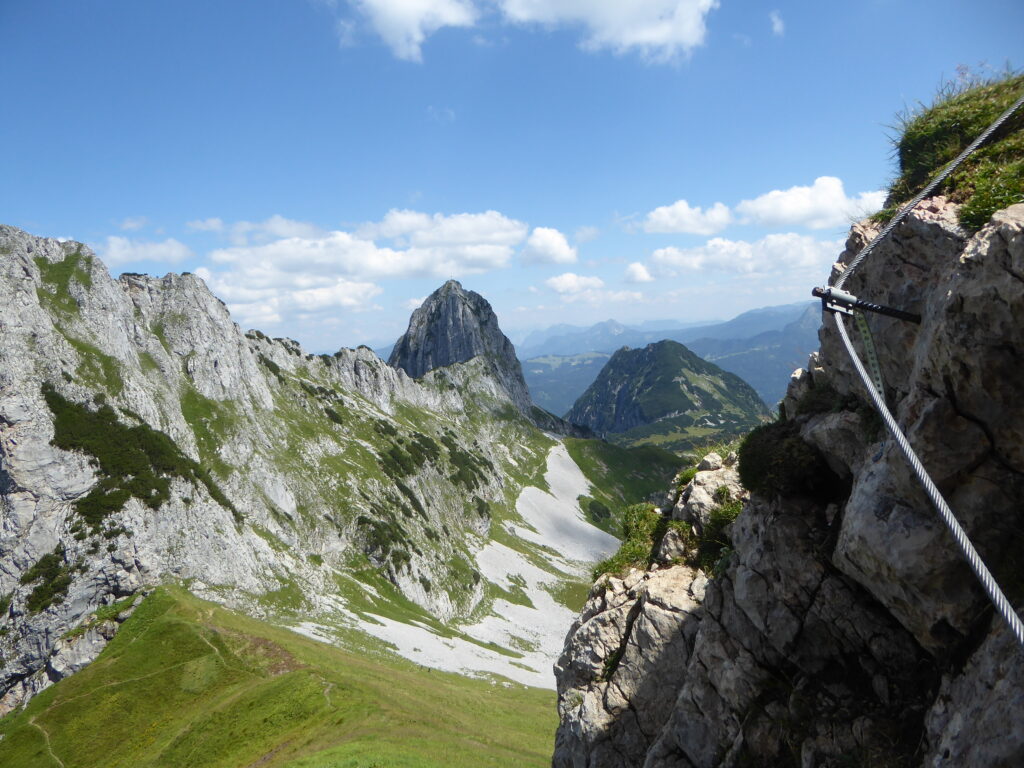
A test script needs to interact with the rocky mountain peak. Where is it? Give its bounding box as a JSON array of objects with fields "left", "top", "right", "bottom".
[{"left": 388, "top": 280, "right": 533, "bottom": 412}]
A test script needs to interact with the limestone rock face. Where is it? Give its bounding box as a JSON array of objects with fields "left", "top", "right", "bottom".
[
  {"left": 388, "top": 280, "right": 532, "bottom": 412},
  {"left": 553, "top": 566, "right": 706, "bottom": 768},
  {"left": 553, "top": 202, "right": 1024, "bottom": 767}
]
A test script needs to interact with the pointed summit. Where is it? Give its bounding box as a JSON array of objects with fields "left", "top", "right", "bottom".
[{"left": 388, "top": 280, "right": 532, "bottom": 411}]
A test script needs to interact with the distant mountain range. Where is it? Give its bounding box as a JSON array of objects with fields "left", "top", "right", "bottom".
[{"left": 520, "top": 301, "right": 820, "bottom": 414}]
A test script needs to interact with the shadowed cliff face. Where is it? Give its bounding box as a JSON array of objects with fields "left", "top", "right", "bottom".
[
  {"left": 388, "top": 280, "right": 533, "bottom": 412},
  {"left": 553, "top": 201, "right": 1024, "bottom": 768}
]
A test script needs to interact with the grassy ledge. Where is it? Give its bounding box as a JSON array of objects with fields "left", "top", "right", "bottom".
[{"left": 878, "top": 72, "right": 1024, "bottom": 230}]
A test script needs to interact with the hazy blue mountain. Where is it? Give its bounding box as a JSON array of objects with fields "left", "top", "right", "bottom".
[
  {"left": 686, "top": 305, "right": 820, "bottom": 408},
  {"left": 516, "top": 302, "right": 814, "bottom": 360},
  {"left": 521, "top": 302, "right": 820, "bottom": 411},
  {"left": 521, "top": 352, "right": 612, "bottom": 418}
]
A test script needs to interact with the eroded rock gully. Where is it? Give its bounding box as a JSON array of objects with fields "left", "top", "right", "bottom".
[{"left": 554, "top": 201, "right": 1024, "bottom": 767}]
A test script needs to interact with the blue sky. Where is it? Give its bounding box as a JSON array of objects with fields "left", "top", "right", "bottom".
[{"left": 2, "top": 1, "right": 1021, "bottom": 351}]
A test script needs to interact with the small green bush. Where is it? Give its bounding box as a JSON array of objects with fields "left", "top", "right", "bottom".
[
  {"left": 587, "top": 499, "right": 611, "bottom": 521},
  {"left": 324, "top": 406, "right": 344, "bottom": 425},
  {"left": 695, "top": 500, "right": 742, "bottom": 573},
  {"left": 21, "top": 546, "right": 73, "bottom": 614},
  {"left": 738, "top": 420, "right": 841, "bottom": 501}
]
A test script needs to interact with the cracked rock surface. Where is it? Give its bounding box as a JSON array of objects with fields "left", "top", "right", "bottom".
[{"left": 554, "top": 201, "right": 1024, "bottom": 767}]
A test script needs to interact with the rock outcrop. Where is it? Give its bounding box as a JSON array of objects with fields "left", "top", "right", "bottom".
[{"left": 553, "top": 200, "right": 1024, "bottom": 767}]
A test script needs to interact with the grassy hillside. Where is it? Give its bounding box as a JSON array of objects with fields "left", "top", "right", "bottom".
[
  {"left": 0, "top": 587, "right": 557, "bottom": 768},
  {"left": 564, "top": 438, "right": 680, "bottom": 534},
  {"left": 881, "top": 71, "right": 1024, "bottom": 229}
]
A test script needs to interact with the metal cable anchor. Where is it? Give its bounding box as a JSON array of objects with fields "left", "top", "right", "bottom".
[{"left": 812, "top": 286, "right": 921, "bottom": 324}]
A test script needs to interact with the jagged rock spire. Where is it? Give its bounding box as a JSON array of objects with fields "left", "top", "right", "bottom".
[{"left": 388, "top": 280, "right": 533, "bottom": 411}]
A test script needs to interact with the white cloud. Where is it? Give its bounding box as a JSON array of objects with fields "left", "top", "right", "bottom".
[
  {"left": 186, "top": 217, "right": 225, "bottom": 232},
  {"left": 651, "top": 233, "right": 841, "bottom": 276},
  {"left": 736, "top": 176, "right": 886, "bottom": 230},
  {"left": 119, "top": 216, "right": 148, "bottom": 231},
  {"left": 643, "top": 198, "right": 731, "bottom": 234},
  {"left": 769, "top": 10, "right": 784, "bottom": 36},
  {"left": 574, "top": 225, "right": 599, "bottom": 243},
  {"left": 427, "top": 105, "right": 456, "bottom": 124},
  {"left": 521, "top": 227, "right": 578, "bottom": 264},
  {"left": 199, "top": 207, "right": 529, "bottom": 328},
  {"left": 230, "top": 215, "right": 323, "bottom": 245},
  {"left": 354, "top": 0, "right": 477, "bottom": 61},
  {"left": 404, "top": 296, "right": 427, "bottom": 310},
  {"left": 625, "top": 262, "right": 654, "bottom": 282},
  {"left": 498, "top": 0, "right": 719, "bottom": 61},
  {"left": 196, "top": 265, "right": 382, "bottom": 327},
  {"left": 545, "top": 272, "right": 604, "bottom": 294},
  {"left": 99, "top": 236, "right": 193, "bottom": 266}
]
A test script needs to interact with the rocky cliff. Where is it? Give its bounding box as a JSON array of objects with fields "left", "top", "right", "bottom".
[
  {"left": 389, "top": 280, "right": 533, "bottom": 410},
  {"left": 565, "top": 340, "right": 767, "bottom": 452},
  {"left": 0, "top": 227, "right": 628, "bottom": 713},
  {"left": 553, "top": 200, "right": 1024, "bottom": 767}
]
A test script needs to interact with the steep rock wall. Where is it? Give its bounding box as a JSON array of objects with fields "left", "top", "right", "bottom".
[{"left": 554, "top": 200, "right": 1024, "bottom": 767}]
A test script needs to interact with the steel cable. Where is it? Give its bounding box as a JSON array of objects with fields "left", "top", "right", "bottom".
[
  {"left": 822, "top": 86, "right": 1024, "bottom": 646},
  {"left": 835, "top": 314, "right": 1024, "bottom": 646}
]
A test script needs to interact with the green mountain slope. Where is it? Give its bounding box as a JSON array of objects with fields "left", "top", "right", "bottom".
[
  {"left": 0, "top": 587, "right": 556, "bottom": 768},
  {"left": 565, "top": 340, "right": 768, "bottom": 452}
]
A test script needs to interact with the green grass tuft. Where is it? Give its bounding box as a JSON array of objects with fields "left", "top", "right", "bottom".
[
  {"left": 33, "top": 246, "right": 93, "bottom": 316},
  {"left": 738, "top": 419, "right": 842, "bottom": 501},
  {"left": 20, "top": 546, "right": 73, "bottom": 614},
  {"left": 884, "top": 72, "right": 1024, "bottom": 230}
]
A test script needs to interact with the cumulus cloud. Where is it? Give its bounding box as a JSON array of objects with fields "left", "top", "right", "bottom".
[
  {"left": 119, "top": 216, "right": 148, "bottom": 231},
  {"left": 99, "top": 236, "right": 193, "bottom": 266},
  {"left": 769, "top": 10, "right": 784, "bottom": 36},
  {"left": 499, "top": 0, "right": 719, "bottom": 61},
  {"left": 196, "top": 265, "right": 382, "bottom": 327},
  {"left": 736, "top": 177, "right": 886, "bottom": 230},
  {"left": 360, "top": 208, "right": 527, "bottom": 248},
  {"left": 186, "top": 217, "right": 225, "bottom": 232},
  {"left": 651, "top": 233, "right": 841, "bottom": 276},
  {"left": 197, "top": 207, "right": 529, "bottom": 327},
  {"left": 625, "top": 262, "right": 654, "bottom": 283},
  {"left": 521, "top": 227, "right": 578, "bottom": 264},
  {"left": 353, "top": 0, "right": 477, "bottom": 61},
  {"left": 643, "top": 199, "right": 731, "bottom": 235},
  {"left": 543, "top": 272, "right": 639, "bottom": 304},
  {"left": 545, "top": 272, "right": 604, "bottom": 294}
]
